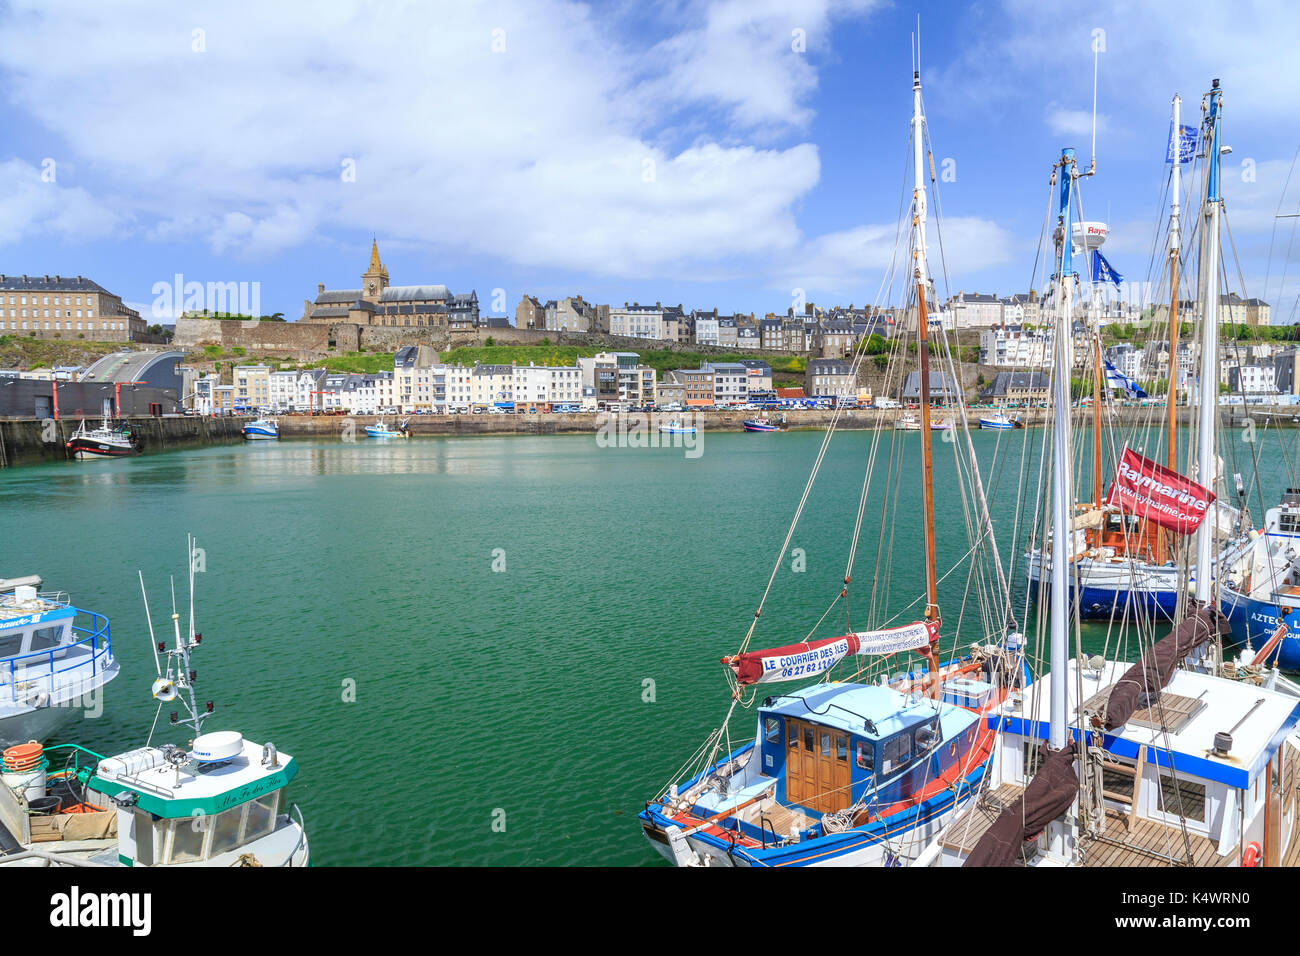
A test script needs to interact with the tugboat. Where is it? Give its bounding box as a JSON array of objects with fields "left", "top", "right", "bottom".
[
  {"left": 0, "top": 576, "right": 119, "bottom": 748},
  {"left": 242, "top": 418, "right": 279, "bottom": 440},
  {"left": 65, "top": 415, "right": 139, "bottom": 459},
  {"left": 0, "top": 537, "right": 309, "bottom": 868}
]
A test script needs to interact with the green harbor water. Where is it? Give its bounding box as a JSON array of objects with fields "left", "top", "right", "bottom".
[{"left": 0, "top": 425, "right": 1295, "bottom": 864}]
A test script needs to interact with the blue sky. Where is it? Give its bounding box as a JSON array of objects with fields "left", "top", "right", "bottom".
[{"left": 3, "top": 0, "right": 1300, "bottom": 324}]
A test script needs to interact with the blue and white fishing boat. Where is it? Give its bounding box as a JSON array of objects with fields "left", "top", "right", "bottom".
[
  {"left": 640, "top": 57, "right": 1022, "bottom": 867},
  {"left": 365, "top": 416, "right": 409, "bottom": 439},
  {"left": 0, "top": 537, "right": 309, "bottom": 868},
  {"left": 658, "top": 420, "right": 696, "bottom": 435},
  {"left": 0, "top": 575, "right": 119, "bottom": 749},
  {"left": 977, "top": 412, "right": 1018, "bottom": 430},
  {"left": 743, "top": 417, "right": 784, "bottom": 432},
  {"left": 242, "top": 418, "right": 279, "bottom": 440}
]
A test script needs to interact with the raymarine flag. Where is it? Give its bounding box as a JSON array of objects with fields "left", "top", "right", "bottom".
[
  {"left": 1104, "top": 360, "right": 1148, "bottom": 399},
  {"left": 1106, "top": 447, "right": 1215, "bottom": 534},
  {"left": 1165, "top": 123, "right": 1198, "bottom": 164},
  {"left": 1092, "top": 250, "right": 1123, "bottom": 288}
]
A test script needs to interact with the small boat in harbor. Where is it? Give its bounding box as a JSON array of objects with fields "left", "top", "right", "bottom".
[
  {"left": 242, "top": 418, "right": 279, "bottom": 440},
  {"left": 0, "top": 537, "right": 309, "bottom": 868},
  {"left": 366, "top": 416, "right": 409, "bottom": 439},
  {"left": 743, "top": 418, "right": 785, "bottom": 432},
  {"left": 896, "top": 413, "right": 951, "bottom": 431},
  {"left": 0, "top": 576, "right": 119, "bottom": 748},
  {"left": 65, "top": 416, "right": 139, "bottom": 459},
  {"left": 659, "top": 420, "right": 697, "bottom": 435},
  {"left": 977, "top": 412, "right": 1019, "bottom": 430}
]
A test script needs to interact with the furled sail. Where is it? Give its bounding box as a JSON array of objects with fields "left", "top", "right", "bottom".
[
  {"left": 724, "top": 620, "right": 939, "bottom": 686},
  {"left": 963, "top": 740, "right": 1078, "bottom": 867},
  {"left": 1101, "top": 606, "right": 1226, "bottom": 730}
]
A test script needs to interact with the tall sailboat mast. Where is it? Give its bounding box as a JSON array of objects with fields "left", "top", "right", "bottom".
[
  {"left": 912, "top": 68, "right": 940, "bottom": 633},
  {"left": 1159, "top": 95, "right": 1184, "bottom": 563},
  {"left": 1050, "top": 149, "right": 1078, "bottom": 755},
  {"left": 1194, "top": 81, "right": 1223, "bottom": 606}
]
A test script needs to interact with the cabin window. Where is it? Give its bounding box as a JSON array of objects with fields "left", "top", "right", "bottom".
[
  {"left": 1156, "top": 772, "right": 1206, "bottom": 823},
  {"left": 916, "top": 719, "right": 940, "bottom": 751},
  {"left": 168, "top": 817, "right": 208, "bottom": 863},
  {"left": 26, "top": 626, "right": 65, "bottom": 654},
  {"left": 856, "top": 741, "right": 873, "bottom": 772},
  {"left": 1022, "top": 741, "right": 1042, "bottom": 778},
  {"left": 804, "top": 727, "right": 814, "bottom": 752},
  {"left": 243, "top": 794, "right": 278, "bottom": 842},
  {"left": 209, "top": 807, "right": 245, "bottom": 857},
  {"left": 0, "top": 631, "right": 23, "bottom": 658},
  {"left": 764, "top": 718, "right": 779, "bottom": 744},
  {"left": 882, "top": 733, "right": 912, "bottom": 775},
  {"left": 820, "top": 732, "right": 831, "bottom": 757},
  {"left": 836, "top": 736, "right": 848, "bottom": 761},
  {"left": 788, "top": 723, "right": 798, "bottom": 749}
]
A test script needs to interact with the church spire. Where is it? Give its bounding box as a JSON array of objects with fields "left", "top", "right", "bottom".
[{"left": 368, "top": 238, "right": 387, "bottom": 278}]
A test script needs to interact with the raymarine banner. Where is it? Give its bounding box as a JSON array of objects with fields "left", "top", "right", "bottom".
[
  {"left": 725, "top": 621, "right": 937, "bottom": 685},
  {"left": 1105, "top": 447, "right": 1215, "bottom": 533}
]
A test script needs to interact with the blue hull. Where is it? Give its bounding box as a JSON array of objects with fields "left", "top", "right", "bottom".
[
  {"left": 1030, "top": 576, "right": 1181, "bottom": 621},
  {"left": 1221, "top": 590, "right": 1300, "bottom": 671}
]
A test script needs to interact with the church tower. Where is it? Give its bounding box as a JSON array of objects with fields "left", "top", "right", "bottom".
[{"left": 362, "top": 239, "right": 389, "bottom": 302}]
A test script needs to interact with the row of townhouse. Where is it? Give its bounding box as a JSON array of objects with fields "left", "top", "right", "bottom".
[
  {"left": 656, "top": 360, "right": 775, "bottom": 406},
  {"left": 980, "top": 322, "right": 1100, "bottom": 368}
]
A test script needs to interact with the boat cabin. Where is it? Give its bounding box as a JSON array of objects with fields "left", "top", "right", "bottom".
[
  {"left": 951, "top": 660, "right": 1300, "bottom": 865},
  {"left": 88, "top": 732, "right": 306, "bottom": 867},
  {"left": 757, "top": 683, "right": 981, "bottom": 817},
  {"left": 0, "top": 584, "right": 113, "bottom": 718}
]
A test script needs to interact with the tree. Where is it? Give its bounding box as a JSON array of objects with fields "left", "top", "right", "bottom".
[{"left": 485, "top": 336, "right": 496, "bottom": 347}]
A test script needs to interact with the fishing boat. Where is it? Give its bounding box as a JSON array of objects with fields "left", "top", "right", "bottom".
[
  {"left": 896, "top": 413, "right": 951, "bottom": 431},
  {"left": 743, "top": 418, "right": 784, "bottom": 432},
  {"left": 242, "top": 418, "right": 279, "bottom": 440},
  {"left": 658, "top": 420, "right": 696, "bottom": 435},
  {"left": 0, "top": 537, "right": 309, "bottom": 868},
  {"left": 640, "top": 57, "right": 1022, "bottom": 867},
  {"left": 978, "top": 412, "right": 1019, "bottom": 430},
  {"left": 0, "top": 576, "right": 119, "bottom": 748},
  {"left": 366, "top": 416, "right": 409, "bottom": 439},
  {"left": 926, "top": 83, "right": 1300, "bottom": 868},
  {"left": 65, "top": 415, "right": 139, "bottom": 459}
]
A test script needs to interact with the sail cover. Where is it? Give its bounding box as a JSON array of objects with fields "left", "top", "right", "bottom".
[
  {"left": 963, "top": 740, "right": 1078, "bottom": 867},
  {"left": 1102, "top": 606, "right": 1225, "bottom": 731},
  {"left": 1105, "top": 448, "right": 1216, "bottom": 534},
  {"left": 726, "top": 621, "right": 938, "bottom": 686}
]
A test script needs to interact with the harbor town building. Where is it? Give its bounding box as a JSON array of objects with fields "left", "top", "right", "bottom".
[
  {"left": 0, "top": 274, "right": 149, "bottom": 341},
  {"left": 301, "top": 242, "right": 478, "bottom": 328}
]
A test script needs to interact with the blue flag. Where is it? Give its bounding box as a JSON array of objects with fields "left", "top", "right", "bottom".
[
  {"left": 1165, "top": 123, "right": 1198, "bottom": 164},
  {"left": 1092, "top": 250, "right": 1123, "bottom": 288},
  {"left": 1104, "top": 360, "right": 1148, "bottom": 399}
]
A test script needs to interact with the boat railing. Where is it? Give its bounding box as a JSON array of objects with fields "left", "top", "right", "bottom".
[
  {"left": 281, "top": 803, "right": 307, "bottom": 866},
  {"left": 0, "top": 611, "right": 113, "bottom": 704}
]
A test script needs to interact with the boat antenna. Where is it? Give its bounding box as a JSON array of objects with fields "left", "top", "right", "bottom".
[
  {"left": 140, "top": 570, "right": 161, "bottom": 677},
  {"left": 1088, "top": 40, "right": 1099, "bottom": 175}
]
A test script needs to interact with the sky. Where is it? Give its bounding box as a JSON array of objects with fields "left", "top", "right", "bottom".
[{"left": 3, "top": 0, "right": 1300, "bottom": 325}]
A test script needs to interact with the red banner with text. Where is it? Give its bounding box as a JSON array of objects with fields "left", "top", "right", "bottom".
[{"left": 1105, "top": 447, "right": 1215, "bottom": 534}]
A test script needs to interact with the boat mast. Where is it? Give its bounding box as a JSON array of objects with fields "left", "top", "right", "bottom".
[
  {"left": 1194, "top": 81, "right": 1223, "bottom": 607},
  {"left": 1041, "top": 147, "right": 1080, "bottom": 864},
  {"left": 1160, "top": 94, "right": 1184, "bottom": 563},
  {"left": 912, "top": 67, "right": 941, "bottom": 646}
]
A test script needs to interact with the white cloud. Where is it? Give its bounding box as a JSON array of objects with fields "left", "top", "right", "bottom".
[
  {"left": 0, "top": 159, "right": 122, "bottom": 243},
  {"left": 0, "top": 0, "right": 880, "bottom": 281}
]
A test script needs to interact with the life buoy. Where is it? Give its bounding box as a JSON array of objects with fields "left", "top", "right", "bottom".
[{"left": 1242, "top": 841, "right": 1261, "bottom": 867}]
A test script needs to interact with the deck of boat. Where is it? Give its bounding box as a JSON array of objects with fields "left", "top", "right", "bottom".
[{"left": 940, "top": 782, "right": 1234, "bottom": 867}]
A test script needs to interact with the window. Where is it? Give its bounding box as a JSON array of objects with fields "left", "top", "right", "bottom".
[
  {"left": 242, "top": 794, "right": 278, "bottom": 841},
  {"left": 787, "top": 723, "right": 798, "bottom": 749},
  {"left": 764, "top": 718, "right": 779, "bottom": 743},
  {"left": 169, "top": 817, "right": 207, "bottom": 863},
  {"left": 836, "top": 735, "right": 848, "bottom": 761},
  {"left": 1156, "top": 772, "right": 1206, "bottom": 822},
  {"left": 209, "top": 807, "right": 245, "bottom": 856},
  {"left": 856, "top": 741, "right": 873, "bottom": 772}
]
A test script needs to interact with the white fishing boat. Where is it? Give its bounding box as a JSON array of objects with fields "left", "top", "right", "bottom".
[
  {"left": 658, "top": 420, "right": 696, "bottom": 435},
  {"left": 65, "top": 415, "right": 138, "bottom": 459},
  {"left": 978, "top": 412, "right": 1018, "bottom": 430},
  {"left": 0, "top": 537, "right": 309, "bottom": 868},
  {"left": 0, "top": 576, "right": 119, "bottom": 748},
  {"left": 366, "top": 416, "right": 409, "bottom": 439},
  {"left": 925, "top": 82, "right": 1300, "bottom": 868}
]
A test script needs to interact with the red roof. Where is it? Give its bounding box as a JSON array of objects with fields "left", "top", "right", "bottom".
[{"left": 776, "top": 387, "right": 806, "bottom": 399}]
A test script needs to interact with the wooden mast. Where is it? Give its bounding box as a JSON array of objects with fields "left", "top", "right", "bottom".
[{"left": 912, "top": 65, "right": 941, "bottom": 695}]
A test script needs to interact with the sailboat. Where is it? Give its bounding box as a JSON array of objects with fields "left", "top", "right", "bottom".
[
  {"left": 1023, "top": 91, "right": 1243, "bottom": 622},
  {"left": 638, "top": 58, "right": 1024, "bottom": 868},
  {"left": 927, "top": 83, "right": 1300, "bottom": 868}
]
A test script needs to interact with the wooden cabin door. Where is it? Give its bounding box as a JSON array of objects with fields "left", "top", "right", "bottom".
[
  {"left": 785, "top": 720, "right": 851, "bottom": 813},
  {"left": 785, "top": 720, "right": 817, "bottom": 807}
]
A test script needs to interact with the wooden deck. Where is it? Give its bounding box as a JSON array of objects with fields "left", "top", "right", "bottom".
[{"left": 941, "top": 782, "right": 1235, "bottom": 866}]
